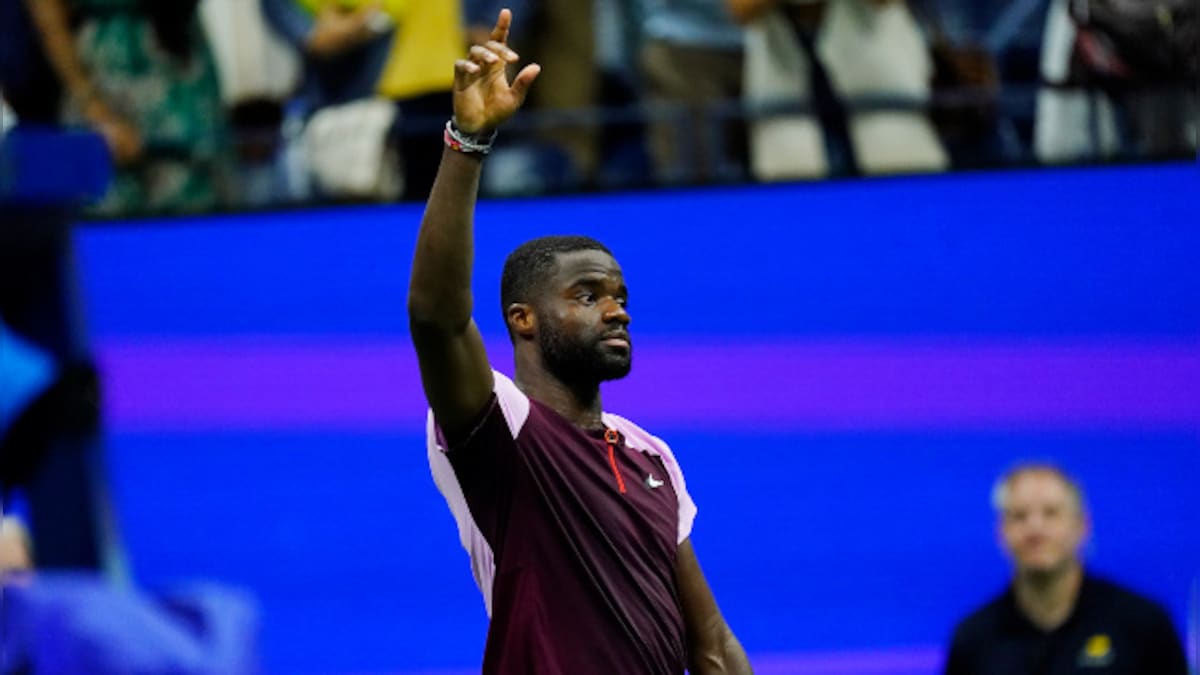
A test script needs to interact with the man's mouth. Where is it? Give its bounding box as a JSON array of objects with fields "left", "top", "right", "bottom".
[{"left": 600, "top": 335, "right": 631, "bottom": 350}]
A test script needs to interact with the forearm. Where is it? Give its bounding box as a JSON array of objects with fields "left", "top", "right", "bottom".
[
  {"left": 407, "top": 147, "right": 484, "bottom": 332},
  {"left": 678, "top": 538, "right": 754, "bottom": 674},
  {"left": 719, "top": 628, "right": 753, "bottom": 674},
  {"left": 410, "top": 8, "right": 535, "bottom": 333},
  {"left": 690, "top": 623, "right": 753, "bottom": 675}
]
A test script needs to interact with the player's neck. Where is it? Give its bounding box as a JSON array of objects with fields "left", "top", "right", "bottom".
[
  {"left": 1013, "top": 561, "right": 1083, "bottom": 632},
  {"left": 515, "top": 368, "right": 604, "bottom": 431}
]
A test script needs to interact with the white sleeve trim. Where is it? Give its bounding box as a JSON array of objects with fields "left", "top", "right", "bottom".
[
  {"left": 491, "top": 370, "right": 531, "bottom": 439},
  {"left": 424, "top": 369, "right": 528, "bottom": 617}
]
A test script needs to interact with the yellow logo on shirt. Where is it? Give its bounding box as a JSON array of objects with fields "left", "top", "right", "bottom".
[{"left": 1078, "top": 633, "right": 1114, "bottom": 667}]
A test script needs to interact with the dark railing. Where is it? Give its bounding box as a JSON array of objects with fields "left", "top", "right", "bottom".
[{"left": 49, "top": 81, "right": 1198, "bottom": 217}]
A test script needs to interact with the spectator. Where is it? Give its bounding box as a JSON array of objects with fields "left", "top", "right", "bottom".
[
  {"left": 727, "top": 0, "right": 948, "bottom": 178},
  {"left": 944, "top": 463, "right": 1189, "bottom": 675},
  {"left": 23, "top": 0, "right": 229, "bottom": 215},
  {"left": 635, "top": 0, "right": 747, "bottom": 183},
  {"left": 1034, "top": 0, "right": 1197, "bottom": 163},
  {"left": 261, "top": 0, "right": 393, "bottom": 112},
  {"left": 907, "top": 0, "right": 1009, "bottom": 169},
  {"left": 198, "top": 0, "right": 304, "bottom": 207},
  {"left": 262, "top": 0, "right": 463, "bottom": 201}
]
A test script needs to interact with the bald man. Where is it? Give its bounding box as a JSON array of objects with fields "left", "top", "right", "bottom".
[{"left": 945, "top": 464, "right": 1188, "bottom": 675}]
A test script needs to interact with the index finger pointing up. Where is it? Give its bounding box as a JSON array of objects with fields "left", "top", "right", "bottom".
[{"left": 490, "top": 8, "right": 512, "bottom": 44}]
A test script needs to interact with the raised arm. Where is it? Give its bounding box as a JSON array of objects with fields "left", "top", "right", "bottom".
[
  {"left": 677, "top": 539, "right": 754, "bottom": 674},
  {"left": 407, "top": 9, "right": 540, "bottom": 440}
]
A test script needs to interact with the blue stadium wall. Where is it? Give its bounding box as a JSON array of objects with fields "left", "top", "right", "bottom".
[{"left": 74, "top": 163, "right": 1199, "bottom": 673}]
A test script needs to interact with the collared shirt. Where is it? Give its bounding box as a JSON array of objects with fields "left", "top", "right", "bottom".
[
  {"left": 427, "top": 371, "right": 697, "bottom": 674},
  {"left": 945, "top": 574, "right": 1189, "bottom": 675}
]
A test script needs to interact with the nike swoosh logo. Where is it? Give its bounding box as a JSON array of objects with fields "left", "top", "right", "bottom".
[{"left": 646, "top": 475, "right": 664, "bottom": 489}]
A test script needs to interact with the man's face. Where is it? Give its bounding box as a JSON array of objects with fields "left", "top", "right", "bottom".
[
  {"left": 998, "top": 471, "right": 1088, "bottom": 577},
  {"left": 535, "top": 249, "right": 632, "bottom": 385}
]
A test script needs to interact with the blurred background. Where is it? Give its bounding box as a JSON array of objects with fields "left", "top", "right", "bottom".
[{"left": 1, "top": 0, "right": 1197, "bottom": 673}]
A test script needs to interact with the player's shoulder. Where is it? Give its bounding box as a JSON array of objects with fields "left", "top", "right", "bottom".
[
  {"left": 425, "top": 370, "right": 531, "bottom": 447},
  {"left": 490, "top": 370, "right": 525, "bottom": 404},
  {"left": 601, "top": 411, "right": 673, "bottom": 455},
  {"left": 1083, "top": 575, "right": 1172, "bottom": 621}
]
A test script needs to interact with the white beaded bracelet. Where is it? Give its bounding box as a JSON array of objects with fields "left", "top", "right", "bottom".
[{"left": 444, "top": 118, "right": 498, "bottom": 155}]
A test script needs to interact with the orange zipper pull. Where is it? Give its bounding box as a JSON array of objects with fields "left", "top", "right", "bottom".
[{"left": 604, "top": 429, "right": 627, "bottom": 494}]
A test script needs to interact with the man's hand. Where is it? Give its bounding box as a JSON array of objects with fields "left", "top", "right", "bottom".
[
  {"left": 82, "top": 98, "right": 143, "bottom": 167},
  {"left": 453, "top": 9, "right": 540, "bottom": 134}
]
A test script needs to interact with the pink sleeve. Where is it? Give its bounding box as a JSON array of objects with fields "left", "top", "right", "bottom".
[
  {"left": 602, "top": 413, "right": 697, "bottom": 545},
  {"left": 425, "top": 370, "right": 529, "bottom": 616}
]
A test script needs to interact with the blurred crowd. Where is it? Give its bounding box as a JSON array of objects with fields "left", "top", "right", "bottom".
[{"left": 0, "top": 0, "right": 1195, "bottom": 216}]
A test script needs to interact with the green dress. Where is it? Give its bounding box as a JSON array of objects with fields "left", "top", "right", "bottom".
[{"left": 66, "top": 0, "right": 228, "bottom": 215}]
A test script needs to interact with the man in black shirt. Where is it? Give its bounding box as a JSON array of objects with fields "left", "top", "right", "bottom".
[{"left": 945, "top": 463, "right": 1189, "bottom": 675}]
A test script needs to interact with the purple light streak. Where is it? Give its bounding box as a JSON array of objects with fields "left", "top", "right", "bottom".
[{"left": 94, "top": 336, "right": 1199, "bottom": 433}]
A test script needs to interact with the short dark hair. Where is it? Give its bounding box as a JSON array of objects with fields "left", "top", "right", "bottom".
[{"left": 500, "top": 235, "right": 613, "bottom": 334}]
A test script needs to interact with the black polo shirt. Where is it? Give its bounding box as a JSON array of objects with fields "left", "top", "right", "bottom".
[{"left": 945, "top": 574, "right": 1188, "bottom": 675}]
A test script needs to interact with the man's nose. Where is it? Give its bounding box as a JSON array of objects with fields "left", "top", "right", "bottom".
[{"left": 602, "top": 299, "right": 630, "bottom": 324}]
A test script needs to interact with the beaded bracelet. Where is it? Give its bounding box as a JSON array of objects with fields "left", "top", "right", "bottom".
[{"left": 444, "top": 118, "right": 498, "bottom": 155}]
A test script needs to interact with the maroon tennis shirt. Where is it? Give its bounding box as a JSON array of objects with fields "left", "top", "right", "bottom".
[{"left": 427, "top": 371, "right": 698, "bottom": 674}]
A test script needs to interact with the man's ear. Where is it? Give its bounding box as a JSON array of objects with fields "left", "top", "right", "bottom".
[{"left": 506, "top": 303, "right": 536, "bottom": 339}]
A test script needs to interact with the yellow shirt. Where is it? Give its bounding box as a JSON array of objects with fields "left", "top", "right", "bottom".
[{"left": 299, "top": 0, "right": 462, "bottom": 99}]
